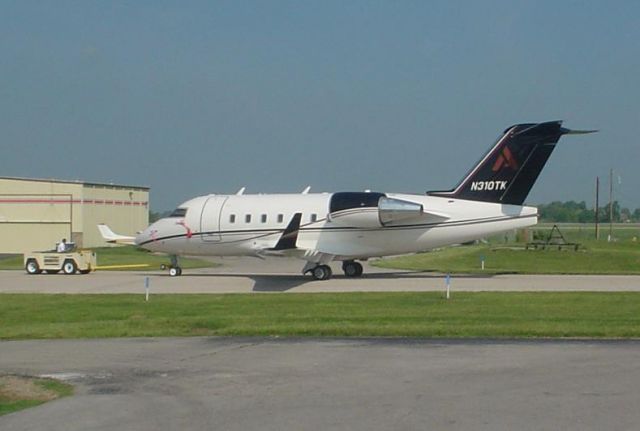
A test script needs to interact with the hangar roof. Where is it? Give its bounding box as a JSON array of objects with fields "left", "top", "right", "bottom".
[{"left": 0, "top": 176, "right": 149, "bottom": 191}]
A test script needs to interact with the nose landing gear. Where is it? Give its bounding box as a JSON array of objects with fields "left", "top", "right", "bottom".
[{"left": 161, "top": 255, "right": 183, "bottom": 276}]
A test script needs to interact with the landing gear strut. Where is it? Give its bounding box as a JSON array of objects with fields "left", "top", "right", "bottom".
[
  {"left": 164, "top": 255, "right": 182, "bottom": 277},
  {"left": 342, "top": 260, "right": 363, "bottom": 277}
]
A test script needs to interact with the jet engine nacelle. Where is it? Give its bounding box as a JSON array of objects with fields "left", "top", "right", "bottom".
[
  {"left": 328, "top": 195, "right": 425, "bottom": 228},
  {"left": 378, "top": 197, "right": 424, "bottom": 225},
  {"left": 328, "top": 207, "right": 383, "bottom": 228}
]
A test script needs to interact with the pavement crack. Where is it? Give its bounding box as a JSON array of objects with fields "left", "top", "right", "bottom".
[{"left": 178, "top": 341, "right": 264, "bottom": 363}]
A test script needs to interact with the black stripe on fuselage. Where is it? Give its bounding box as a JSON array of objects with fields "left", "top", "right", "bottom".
[{"left": 137, "top": 213, "right": 536, "bottom": 247}]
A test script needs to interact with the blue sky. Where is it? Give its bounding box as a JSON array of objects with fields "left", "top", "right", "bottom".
[{"left": 2, "top": 1, "right": 638, "bottom": 210}]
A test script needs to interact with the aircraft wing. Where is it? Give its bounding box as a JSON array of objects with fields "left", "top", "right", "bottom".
[
  {"left": 270, "top": 213, "right": 302, "bottom": 251},
  {"left": 256, "top": 209, "right": 449, "bottom": 261},
  {"left": 97, "top": 224, "right": 137, "bottom": 245},
  {"left": 256, "top": 213, "right": 304, "bottom": 257}
]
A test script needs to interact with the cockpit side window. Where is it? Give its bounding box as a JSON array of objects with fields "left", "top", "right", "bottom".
[{"left": 169, "top": 208, "right": 188, "bottom": 218}]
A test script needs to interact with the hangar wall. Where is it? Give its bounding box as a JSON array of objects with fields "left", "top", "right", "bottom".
[{"left": 0, "top": 177, "right": 149, "bottom": 254}]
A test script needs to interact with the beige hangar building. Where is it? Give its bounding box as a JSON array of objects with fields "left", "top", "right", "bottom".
[{"left": 0, "top": 177, "right": 149, "bottom": 254}]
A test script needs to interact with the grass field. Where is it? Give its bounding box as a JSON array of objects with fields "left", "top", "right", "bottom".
[
  {"left": 1, "top": 293, "right": 640, "bottom": 339},
  {"left": 375, "top": 241, "right": 640, "bottom": 274},
  {"left": 0, "top": 376, "right": 73, "bottom": 416},
  {"left": 376, "top": 224, "right": 640, "bottom": 274},
  {"left": 0, "top": 246, "right": 216, "bottom": 271}
]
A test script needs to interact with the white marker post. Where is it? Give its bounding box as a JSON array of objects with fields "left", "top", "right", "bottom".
[
  {"left": 145, "top": 276, "right": 150, "bottom": 302},
  {"left": 481, "top": 255, "right": 485, "bottom": 271},
  {"left": 445, "top": 273, "right": 451, "bottom": 300}
]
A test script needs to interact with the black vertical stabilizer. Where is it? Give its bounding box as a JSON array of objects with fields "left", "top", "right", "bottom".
[{"left": 428, "top": 121, "right": 595, "bottom": 205}]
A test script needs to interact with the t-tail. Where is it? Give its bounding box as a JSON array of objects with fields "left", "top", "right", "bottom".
[{"left": 428, "top": 121, "right": 596, "bottom": 205}]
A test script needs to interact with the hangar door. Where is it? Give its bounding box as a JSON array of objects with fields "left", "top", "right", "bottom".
[
  {"left": 199, "top": 196, "right": 228, "bottom": 242},
  {"left": 0, "top": 194, "right": 72, "bottom": 253}
]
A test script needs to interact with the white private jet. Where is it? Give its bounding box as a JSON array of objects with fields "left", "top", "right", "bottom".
[{"left": 99, "top": 121, "right": 595, "bottom": 279}]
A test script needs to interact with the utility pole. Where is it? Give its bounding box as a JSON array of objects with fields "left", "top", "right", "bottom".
[
  {"left": 595, "top": 176, "right": 599, "bottom": 240},
  {"left": 609, "top": 168, "right": 614, "bottom": 241}
]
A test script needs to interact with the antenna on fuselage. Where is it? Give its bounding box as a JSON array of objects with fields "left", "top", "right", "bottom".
[
  {"left": 236, "top": 187, "right": 246, "bottom": 195},
  {"left": 301, "top": 186, "right": 311, "bottom": 194}
]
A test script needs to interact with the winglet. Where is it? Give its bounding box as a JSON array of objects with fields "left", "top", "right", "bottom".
[
  {"left": 97, "top": 224, "right": 137, "bottom": 245},
  {"left": 271, "top": 213, "right": 302, "bottom": 250}
]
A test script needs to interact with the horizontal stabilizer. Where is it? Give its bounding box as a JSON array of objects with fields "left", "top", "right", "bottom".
[
  {"left": 560, "top": 128, "right": 599, "bottom": 135},
  {"left": 97, "top": 224, "right": 136, "bottom": 245}
]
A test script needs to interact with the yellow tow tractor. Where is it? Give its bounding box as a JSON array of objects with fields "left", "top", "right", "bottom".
[{"left": 24, "top": 243, "right": 96, "bottom": 275}]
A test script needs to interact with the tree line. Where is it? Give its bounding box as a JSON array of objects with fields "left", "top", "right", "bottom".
[{"left": 536, "top": 200, "right": 640, "bottom": 223}]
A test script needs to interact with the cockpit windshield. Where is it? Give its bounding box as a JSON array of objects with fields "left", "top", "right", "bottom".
[{"left": 168, "top": 208, "right": 188, "bottom": 218}]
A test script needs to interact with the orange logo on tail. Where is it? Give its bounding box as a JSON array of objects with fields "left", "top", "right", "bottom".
[{"left": 492, "top": 147, "right": 519, "bottom": 172}]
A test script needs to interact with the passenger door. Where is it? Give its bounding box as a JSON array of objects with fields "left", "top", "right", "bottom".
[{"left": 199, "top": 196, "right": 228, "bottom": 241}]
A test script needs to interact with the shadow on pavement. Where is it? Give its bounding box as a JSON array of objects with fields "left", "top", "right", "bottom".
[{"left": 144, "top": 270, "right": 496, "bottom": 292}]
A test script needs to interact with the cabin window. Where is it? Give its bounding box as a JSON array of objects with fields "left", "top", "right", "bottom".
[
  {"left": 261, "top": 214, "right": 267, "bottom": 223},
  {"left": 169, "top": 208, "right": 188, "bottom": 218},
  {"left": 310, "top": 214, "right": 318, "bottom": 222},
  {"left": 229, "top": 214, "right": 236, "bottom": 223},
  {"left": 277, "top": 214, "right": 284, "bottom": 223},
  {"left": 245, "top": 214, "right": 252, "bottom": 223}
]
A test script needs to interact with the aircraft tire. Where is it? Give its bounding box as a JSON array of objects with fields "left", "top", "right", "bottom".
[
  {"left": 311, "top": 265, "right": 332, "bottom": 281},
  {"left": 169, "top": 267, "right": 182, "bottom": 277},
  {"left": 342, "top": 261, "right": 363, "bottom": 277}
]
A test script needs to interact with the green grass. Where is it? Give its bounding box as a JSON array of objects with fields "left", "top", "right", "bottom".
[
  {"left": 536, "top": 223, "right": 640, "bottom": 242},
  {"left": 0, "top": 377, "right": 73, "bottom": 416},
  {"left": 0, "top": 246, "right": 216, "bottom": 271},
  {"left": 0, "top": 399, "right": 43, "bottom": 416},
  {"left": 375, "top": 241, "right": 640, "bottom": 274},
  {"left": 376, "top": 224, "right": 640, "bottom": 275},
  {"left": 1, "top": 293, "right": 640, "bottom": 339}
]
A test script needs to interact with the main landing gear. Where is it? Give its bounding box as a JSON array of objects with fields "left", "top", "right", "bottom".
[
  {"left": 303, "top": 260, "right": 364, "bottom": 281},
  {"left": 311, "top": 265, "right": 332, "bottom": 281},
  {"left": 303, "top": 261, "right": 332, "bottom": 281},
  {"left": 342, "top": 260, "right": 363, "bottom": 277},
  {"left": 160, "top": 255, "right": 182, "bottom": 276}
]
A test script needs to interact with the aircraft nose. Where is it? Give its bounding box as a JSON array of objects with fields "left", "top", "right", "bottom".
[
  {"left": 135, "top": 224, "right": 158, "bottom": 246},
  {"left": 134, "top": 230, "right": 147, "bottom": 246}
]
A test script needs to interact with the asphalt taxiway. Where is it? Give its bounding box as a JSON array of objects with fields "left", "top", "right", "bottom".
[
  {"left": 3, "top": 260, "right": 640, "bottom": 430},
  {"left": 1, "top": 337, "right": 639, "bottom": 431},
  {"left": 1, "top": 257, "right": 640, "bottom": 293}
]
